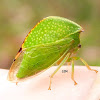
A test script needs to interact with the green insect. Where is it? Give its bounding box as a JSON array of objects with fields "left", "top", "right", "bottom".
[{"left": 8, "top": 16, "right": 98, "bottom": 90}]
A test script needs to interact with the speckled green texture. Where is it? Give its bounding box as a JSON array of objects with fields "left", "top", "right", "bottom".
[
  {"left": 23, "top": 16, "right": 82, "bottom": 48},
  {"left": 16, "top": 16, "right": 82, "bottom": 78}
]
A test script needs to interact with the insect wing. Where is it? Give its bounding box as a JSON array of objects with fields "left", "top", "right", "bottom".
[{"left": 8, "top": 37, "right": 73, "bottom": 82}]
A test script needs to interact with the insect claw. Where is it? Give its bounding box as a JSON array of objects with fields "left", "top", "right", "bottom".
[
  {"left": 48, "top": 87, "right": 51, "bottom": 90},
  {"left": 96, "top": 70, "right": 98, "bottom": 73},
  {"left": 74, "top": 81, "right": 78, "bottom": 85},
  {"left": 93, "top": 69, "right": 98, "bottom": 73},
  {"left": 16, "top": 82, "right": 18, "bottom": 85}
]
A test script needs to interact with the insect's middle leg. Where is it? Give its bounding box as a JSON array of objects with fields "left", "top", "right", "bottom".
[
  {"left": 71, "top": 60, "right": 77, "bottom": 85},
  {"left": 48, "top": 53, "right": 70, "bottom": 90}
]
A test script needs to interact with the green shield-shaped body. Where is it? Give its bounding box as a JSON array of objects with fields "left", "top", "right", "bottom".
[{"left": 8, "top": 16, "right": 83, "bottom": 82}]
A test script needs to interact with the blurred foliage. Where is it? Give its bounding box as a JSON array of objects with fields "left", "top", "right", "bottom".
[{"left": 0, "top": 0, "right": 100, "bottom": 69}]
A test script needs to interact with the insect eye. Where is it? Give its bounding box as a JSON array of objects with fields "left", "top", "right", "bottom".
[{"left": 78, "top": 44, "right": 81, "bottom": 48}]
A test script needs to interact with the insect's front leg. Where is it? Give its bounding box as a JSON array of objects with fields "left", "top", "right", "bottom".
[
  {"left": 67, "top": 57, "right": 78, "bottom": 85},
  {"left": 48, "top": 53, "right": 70, "bottom": 90}
]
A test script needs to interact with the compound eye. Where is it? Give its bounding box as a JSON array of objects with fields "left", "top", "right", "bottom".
[{"left": 78, "top": 44, "right": 81, "bottom": 48}]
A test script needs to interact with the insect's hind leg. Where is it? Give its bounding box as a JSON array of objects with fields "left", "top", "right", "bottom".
[
  {"left": 80, "top": 58, "right": 98, "bottom": 73},
  {"left": 71, "top": 60, "right": 77, "bottom": 85},
  {"left": 72, "top": 57, "right": 98, "bottom": 73},
  {"left": 48, "top": 53, "right": 70, "bottom": 90}
]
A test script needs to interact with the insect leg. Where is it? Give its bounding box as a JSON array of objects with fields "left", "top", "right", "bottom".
[
  {"left": 67, "top": 57, "right": 72, "bottom": 66},
  {"left": 71, "top": 60, "right": 77, "bottom": 85},
  {"left": 80, "top": 58, "right": 98, "bottom": 73},
  {"left": 56, "top": 57, "right": 71, "bottom": 66},
  {"left": 56, "top": 57, "right": 64, "bottom": 65},
  {"left": 48, "top": 53, "right": 70, "bottom": 90}
]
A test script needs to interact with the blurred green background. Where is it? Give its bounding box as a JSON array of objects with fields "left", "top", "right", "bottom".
[{"left": 0, "top": 0, "right": 100, "bottom": 69}]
